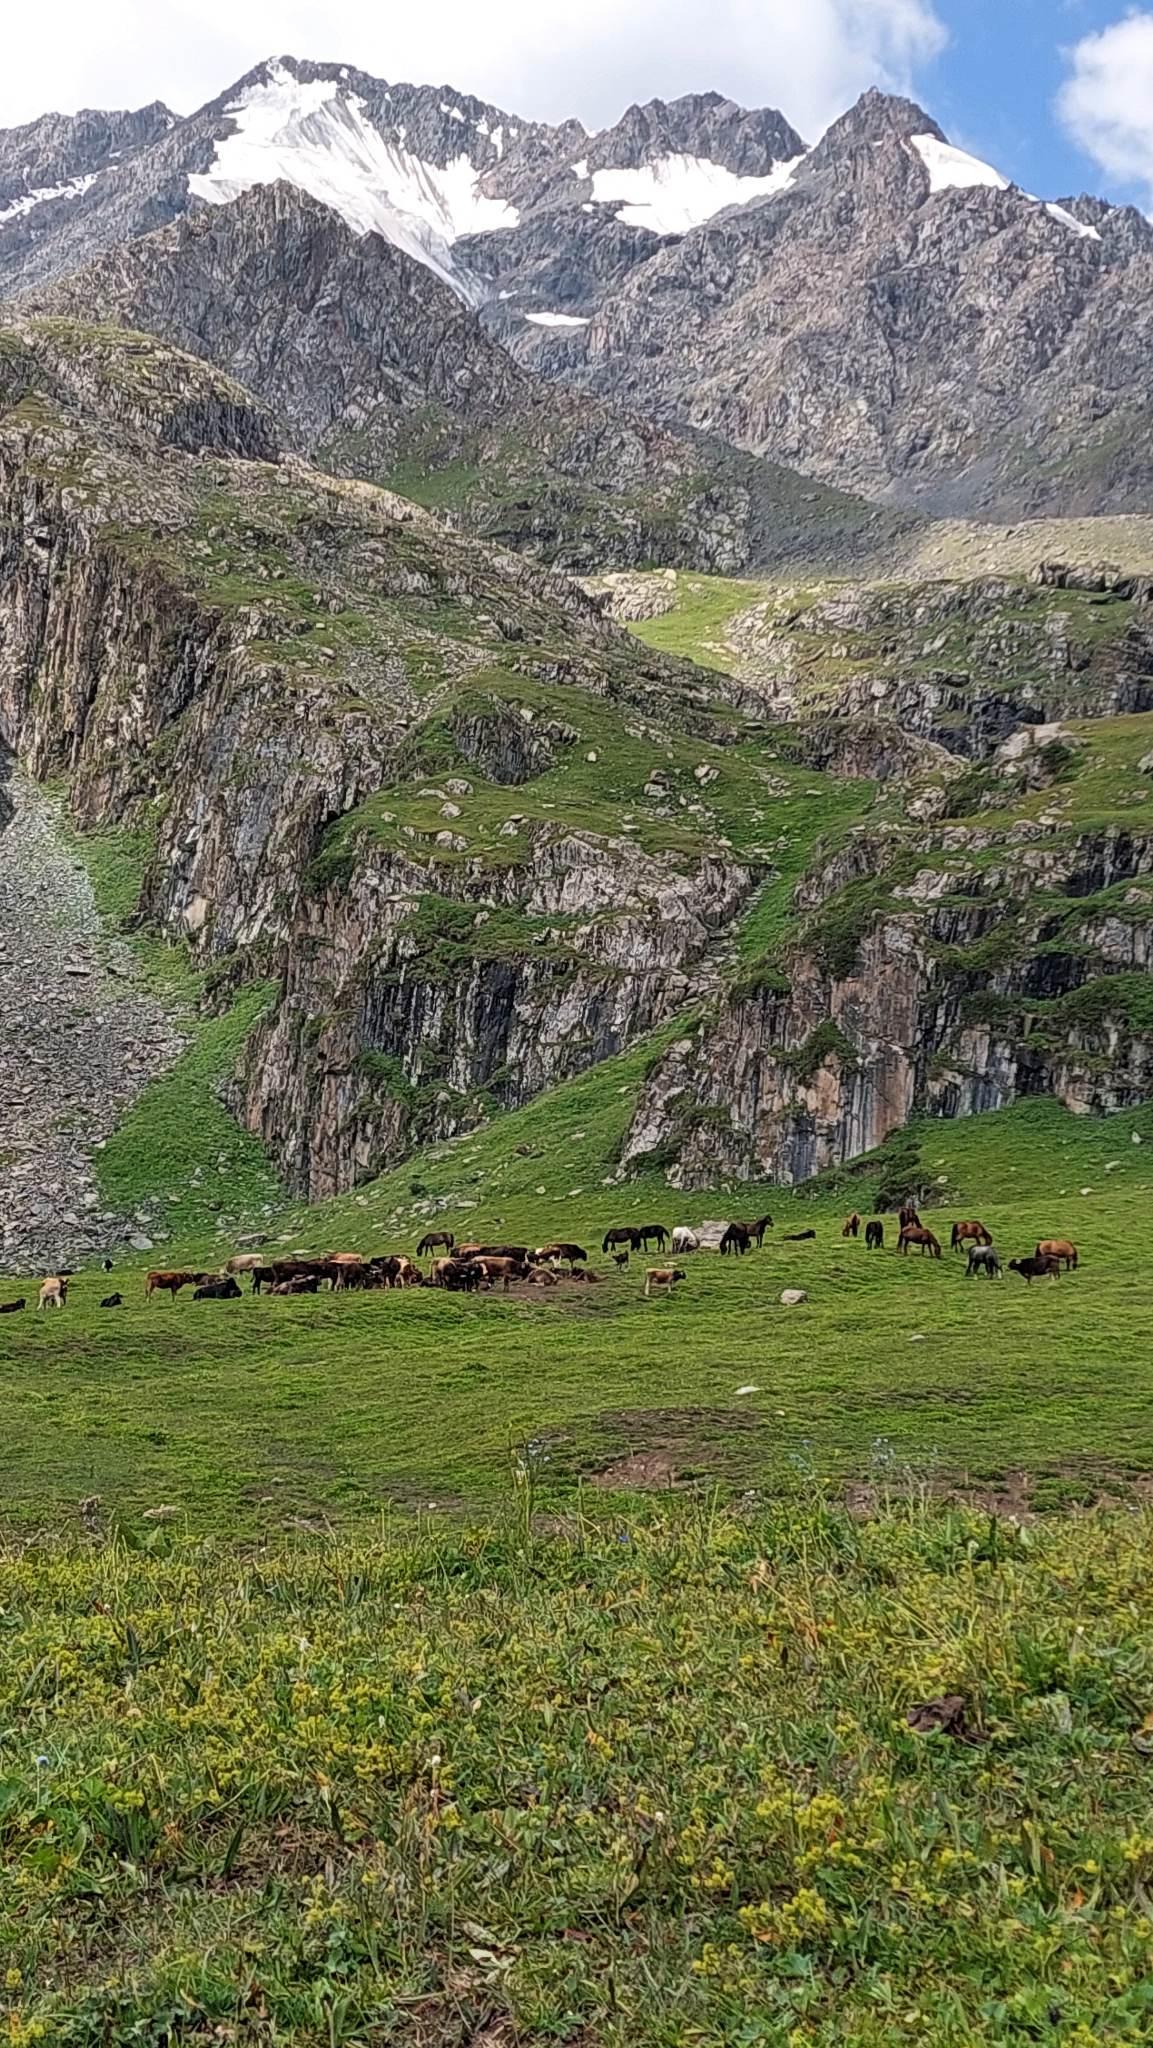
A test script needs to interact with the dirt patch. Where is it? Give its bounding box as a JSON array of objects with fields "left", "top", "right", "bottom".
[{"left": 584, "top": 1405, "right": 764, "bottom": 1490}]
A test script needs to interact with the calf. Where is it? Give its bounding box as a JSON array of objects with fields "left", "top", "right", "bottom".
[
  {"left": 193, "top": 1277, "right": 242, "bottom": 1301},
  {"left": 644, "top": 1266, "right": 686, "bottom": 1299},
  {"left": 965, "top": 1245, "right": 1002, "bottom": 1280},
  {"left": 1008, "top": 1255, "right": 1060, "bottom": 1285},
  {"left": 38, "top": 1277, "right": 68, "bottom": 1311},
  {"left": 612, "top": 1249, "right": 630, "bottom": 1270},
  {"left": 865, "top": 1220, "right": 884, "bottom": 1250},
  {"left": 100, "top": 1293, "right": 124, "bottom": 1308},
  {"left": 0, "top": 1298, "right": 26, "bottom": 1314}
]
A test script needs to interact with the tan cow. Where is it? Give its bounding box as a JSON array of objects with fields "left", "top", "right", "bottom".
[{"left": 38, "top": 1276, "right": 68, "bottom": 1311}]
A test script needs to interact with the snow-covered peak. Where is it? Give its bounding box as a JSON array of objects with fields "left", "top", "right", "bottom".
[
  {"left": 188, "top": 57, "right": 518, "bottom": 301},
  {"left": 589, "top": 150, "right": 805, "bottom": 236}
]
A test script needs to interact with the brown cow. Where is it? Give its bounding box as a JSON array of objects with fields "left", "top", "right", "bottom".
[
  {"left": 898, "top": 1226, "right": 942, "bottom": 1259},
  {"left": 432, "top": 1258, "right": 482, "bottom": 1292},
  {"left": 533, "top": 1242, "right": 588, "bottom": 1268},
  {"left": 476, "top": 1256, "right": 529, "bottom": 1291},
  {"left": 1036, "top": 1238, "right": 1078, "bottom": 1271},
  {"left": 644, "top": 1266, "right": 686, "bottom": 1298},
  {"left": 145, "top": 1270, "right": 207, "bottom": 1300},
  {"left": 951, "top": 1221, "right": 992, "bottom": 1251},
  {"left": 842, "top": 1212, "right": 861, "bottom": 1239}
]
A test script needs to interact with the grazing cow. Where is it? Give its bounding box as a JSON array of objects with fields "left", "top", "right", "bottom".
[
  {"left": 842, "top": 1212, "right": 861, "bottom": 1239},
  {"left": 100, "top": 1293, "right": 124, "bottom": 1308},
  {"left": 784, "top": 1229, "right": 817, "bottom": 1243},
  {"left": 396, "top": 1257, "right": 424, "bottom": 1287},
  {"left": 417, "top": 1231, "right": 454, "bottom": 1256},
  {"left": 965, "top": 1246, "right": 1002, "bottom": 1280},
  {"left": 145, "top": 1270, "right": 206, "bottom": 1301},
  {"left": 899, "top": 1205, "right": 922, "bottom": 1230},
  {"left": 0, "top": 1299, "right": 26, "bottom": 1313},
  {"left": 1009, "top": 1255, "right": 1060, "bottom": 1285},
  {"left": 865, "top": 1220, "right": 884, "bottom": 1251},
  {"left": 224, "top": 1252, "right": 268, "bottom": 1276},
  {"left": 644, "top": 1266, "right": 686, "bottom": 1299},
  {"left": 1036, "top": 1238, "right": 1078, "bottom": 1272},
  {"left": 637, "top": 1224, "right": 670, "bottom": 1252},
  {"left": 432, "top": 1258, "right": 482, "bottom": 1292},
  {"left": 194, "top": 1277, "right": 242, "bottom": 1301},
  {"left": 38, "top": 1277, "right": 68, "bottom": 1311},
  {"left": 533, "top": 1242, "right": 588, "bottom": 1269},
  {"left": 602, "top": 1226, "right": 641, "bottom": 1254},
  {"left": 898, "top": 1226, "right": 942, "bottom": 1259},
  {"left": 612, "top": 1249, "right": 630, "bottom": 1270},
  {"left": 951, "top": 1221, "right": 993, "bottom": 1252},
  {"left": 671, "top": 1226, "right": 700, "bottom": 1255}
]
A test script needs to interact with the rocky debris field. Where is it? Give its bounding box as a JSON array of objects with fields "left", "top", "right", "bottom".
[{"left": 0, "top": 763, "right": 185, "bottom": 1274}]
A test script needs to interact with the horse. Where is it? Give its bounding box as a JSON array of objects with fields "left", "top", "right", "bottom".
[
  {"left": 951, "top": 1220, "right": 992, "bottom": 1251},
  {"left": 417, "top": 1231, "right": 454, "bottom": 1256},
  {"left": 898, "top": 1225, "right": 942, "bottom": 1259},
  {"left": 1036, "top": 1239, "right": 1078, "bottom": 1271},
  {"left": 637, "top": 1224, "right": 670, "bottom": 1252},
  {"left": 965, "top": 1245, "right": 1002, "bottom": 1279},
  {"left": 602, "top": 1226, "right": 641, "bottom": 1254},
  {"left": 898, "top": 1204, "right": 922, "bottom": 1230},
  {"left": 865, "top": 1220, "right": 884, "bottom": 1250}
]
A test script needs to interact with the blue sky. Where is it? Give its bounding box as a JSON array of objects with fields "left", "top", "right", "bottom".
[{"left": 917, "top": 1, "right": 1150, "bottom": 205}]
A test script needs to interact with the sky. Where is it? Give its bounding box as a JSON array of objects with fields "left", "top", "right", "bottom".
[{"left": 4, "top": 0, "right": 1153, "bottom": 212}]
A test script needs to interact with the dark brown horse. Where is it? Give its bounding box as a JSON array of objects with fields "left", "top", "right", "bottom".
[
  {"left": 898, "top": 1204, "right": 922, "bottom": 1230},
  {"left": 842, "top": 1212, "right": 861, "bottom": 1239},
  {"left": 602, "top": 1226, "right": 641, "bottom": 1254},
  {"left": 865, "top": 1220, "right": 884, "bottom": 1250},
  {"left": 899, "top": 1225, "right": 942, "bottom": 1259},
  {"left": 417, "top": 1230, "right": 454, "bottom": 1255}
]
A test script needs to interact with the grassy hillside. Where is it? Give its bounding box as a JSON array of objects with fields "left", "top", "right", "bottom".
[
  {"left": 4, "top": 1496, "right": 1153, "bottom": 2044},
  {"left": 2, "top": 1087, "right": 1151, "bottom": 1534}
]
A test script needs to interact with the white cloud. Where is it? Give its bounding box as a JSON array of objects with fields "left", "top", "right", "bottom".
[
  {"left": 1057, "top": 11, "right": 1153, "bottom": 204},
  {"left": 0, "top": 0, "right": 946, "bottom": 142}
]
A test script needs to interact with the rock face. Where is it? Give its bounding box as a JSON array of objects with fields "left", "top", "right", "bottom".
[
  {"left": 625, "top": 821, "right": 1153, "bottom": 1188},
  {"left": 0, "top": 317, "right": 766, "bottom": 1200}
]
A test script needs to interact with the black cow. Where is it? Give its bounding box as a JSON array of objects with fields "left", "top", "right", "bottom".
[{"left": 194, "top": 1277, "right": 242, "bottom": 1301}]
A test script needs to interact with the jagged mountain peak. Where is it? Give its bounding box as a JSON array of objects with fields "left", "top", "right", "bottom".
[{"left": 819, "top": 87, "right": 946, "bottom": 151}]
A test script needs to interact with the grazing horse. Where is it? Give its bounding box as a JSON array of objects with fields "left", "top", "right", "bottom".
[
  {"left": 898, "top": 1225, "right": 942, "bottom": 1259},
  {"left": 842, "top": 1212, "right": 861, "bottom": 1239},
  {"left": 637, "top": 1224, "right": 670, "bottom": 1252},
  {"left": 898, "top": 1204, "right": 922, "bottom": 1230},
  {"left": 951, "top": 1220, "right": 992, "bottom": 1251},
  {"left": 417, "top": 1231, "right": 454, "bottom": 1256},
  {"left": 966, "top": 1245, "right": 1002, "bottom": 1279},
  {"left": 602, "top": 1227, "right": 641, "bottom": 1254},
  {"left": 671, "top": 1226, "right": 700, "bottom": 1254},
  {"left": 1036, "top": 1238, "right": 1078, "bottom": 1271},
  {"left": 865, "top": 1220, "right": 884, "bottom": 1250},
  {"left": 720, "top": 1222, "right": 752, "bottom": 1256}
]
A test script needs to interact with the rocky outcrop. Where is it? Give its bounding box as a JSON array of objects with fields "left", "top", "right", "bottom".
[{"left": 625, "top": 825, "right": 1153, "bottom": 1186}]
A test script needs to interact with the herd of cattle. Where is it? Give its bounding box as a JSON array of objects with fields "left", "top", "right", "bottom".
[{"left": 1, "top": 1206, "right": 1080, "bottom": 1315}]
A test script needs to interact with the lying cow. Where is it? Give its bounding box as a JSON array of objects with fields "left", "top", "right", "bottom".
[
  {"left": 644, "top": 1266, "right": 686, "bottom": 1299},
  {"left": 193, "top": 1277, "right": 242, "bottom": 1300},
  {"left": 100, "top": 1293, "right": 124, "bottom": 1308},
  {"left": 0, "top": 1298, "right": 26, "bottom": 1314}
]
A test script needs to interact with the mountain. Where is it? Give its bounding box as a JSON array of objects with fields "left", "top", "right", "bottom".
[
  {"left": 4, "top": 59, "right": 1153, "bottom": 524},
  {"left": 19, "top": 178, "right": 891, "bottom": 575}
]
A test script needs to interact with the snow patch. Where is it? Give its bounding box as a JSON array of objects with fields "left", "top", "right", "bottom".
[
  {"left": 911, "top": 134, "right": 1103, "bottom": 241},
  {"left": 571, "top": 157, "right": 589, "bottom": 179},
  {"left": 524, "top": 310, "right": 591, "bottom": 327},
  {"left": 0, "top": 170, "right": 97, "bottom": 224},
  {"left": 440, "top": 101, "right": 465, "bottom": 123},
  {"left": 188, "top": 59, "right": 518, "bottom": 302},
  {"left": 911, "top": 134, "right": 1008, "bottom": 194},
  {"left": 590, "top": 151, "right": 804, "bottom": 236},
  {"left": 1045, "top": 200, "right": 1101, "bottom": 241}
]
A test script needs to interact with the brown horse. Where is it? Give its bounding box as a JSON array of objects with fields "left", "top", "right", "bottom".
[
  {"left": 842, "top": 1212, "right": 861, "bottom": 1239},
  {"left": 898, "top": 1204, "right": 922, "bottom": 1230},
  {"left": 1037, "top": 1238, "right": 1078, "bottom": 1271},
  {"left": 899, "top": 1225, "right": 942, "bottom": 1259},
  {"left": 950, "top": 1220, "right": 992, "bottom": 1251}
]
